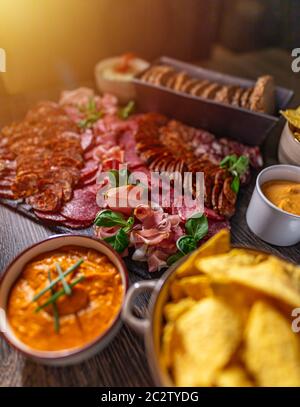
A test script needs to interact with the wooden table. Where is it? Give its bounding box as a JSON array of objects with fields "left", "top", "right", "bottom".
[{"left": 1, "top": 47, "right": 300, "bottom": 387}]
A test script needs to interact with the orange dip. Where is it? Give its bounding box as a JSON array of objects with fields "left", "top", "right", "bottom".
[
  {"left": 261, "top": 180, "right": 300, "bottom": 216},
  {"left": 7, "top": 246, "right": 124, "bottom": 352}
]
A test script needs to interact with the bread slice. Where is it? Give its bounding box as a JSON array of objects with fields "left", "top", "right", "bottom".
[
  {"left": 201, "top": 83, "right": 223, "bottom": 99},
  {"left": 172, "top": 72, "right": 189, "bottom": 91},
  {"left": 140, "top": 66, "right": 157, "bottom": 82},
  {"left": 231, "top": 87, "right": 244, "bottom": 107},
  {"left": 151, "top": 66, "right": 175, "bottom": 86},
  {"left": 181, "top": 78, "right": 199, "bottom": 93},
  {"left": 190, "top": 80, "right": 211, "bottom": 96},
  {"left": 250, "top": 75, "right": 275, "bottom": 115},
  {"left": 240, "top": 87, "right": 253, "bottom": 109},
  {"left": 215, "top": 85, "right": 239, "bottom": 104},
  {"left": 165, "top": 72, "right": 177, "bottom": 88}
]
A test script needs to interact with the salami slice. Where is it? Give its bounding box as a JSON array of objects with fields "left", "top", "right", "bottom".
[
  {"left": 79, "top": 161, "right": 99, "bottom": 182},
  {"left": 0, "top": 188, "right": 14, "bottom": 199},
  {"left": 26, "top": 187, "right": 62, "bottom": 212},
  {"left": 60, "top": 219, "right": 93, "bottom": 229},
  {"left": 60, "top": 188, "right": 99, "bottom": 222},
  {"left": 205, "top": 218, "right": 230, "bottom": 241},
  {"left": 80, "top": 173, "right": 97, "bottom": 187},
  {"left": 0, "top": 176, "right": 14, "bottom": 188},
  {"left": 34, "top": 210, "right": 66, "bottom": 222}
]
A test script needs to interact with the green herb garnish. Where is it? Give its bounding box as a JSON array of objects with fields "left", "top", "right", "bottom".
[
  {"left": 185, "top": 212, "right": 209, "bottom": 242},
  {"left": 220, "top": 154, "right": 249, "bottom": 194},
  {"left": 47, "top": 271, "right": 60, "bottom": 333},
  {"left": 32, "top": 258, "right": 84, "bottom": 302},
  {"left": 176, "top": 235, "right": 198, "bottom": 255},
  {"left": 95, "top": 210, "right": 130, "bottom": 228},
  {"left": 94, "top": 210, "right": 134, "bottom": 253},
  {"left": 167, "top": 213, "right": 208, "bottom": 266},
  {"left": 167, "top": 252, "right": 185, "bottom": 266},
  {"left": 78, "top": 97, "right": 103, "bottom": 129},
  {"left": 55, "top": 263, "right": 72, "bottom": 296},
  {"left": 35, "top": 276, "right": 85, "bottom": 313},
  {"left": 104, "top": 228, "right": 129, "bottom": 253},
  {"left": 118, "top": 100, "right": 135, "bottom": 120}
]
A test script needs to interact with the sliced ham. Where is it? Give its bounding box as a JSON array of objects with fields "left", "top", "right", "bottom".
[{"left": 81, "top": 129, "right": 94, "bottom": 151}]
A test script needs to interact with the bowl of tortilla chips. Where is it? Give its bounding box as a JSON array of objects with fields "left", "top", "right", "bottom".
[{"left": 122, "top": 229, "right": 300, "bottom": 386}]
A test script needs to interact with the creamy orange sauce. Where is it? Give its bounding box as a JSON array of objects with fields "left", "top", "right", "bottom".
[
  {"left": 8, "top": 246, "right": 124, "bottom": 352},
  {"left": 261, "top": 180, "right": 300, "bottom": 216}
]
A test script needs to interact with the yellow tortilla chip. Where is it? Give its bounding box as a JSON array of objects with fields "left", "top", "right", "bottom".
[
  {"left": 244, "top": 301, "right": 300, "bottom": 387},
  {"left": 169, "top": 278, "right": 185, "bottom": 301},
  {"left": 215, "top": 365, "right": 254, "bottom": 387},
  {"left": 294, "top": 132, "right": 300, "bottom": 142},
  {"left": 281, "top": 108, "right": 300, "bottom": 130},
  {"left": 160, "top": 322, "right": 175, "bottom": 368},
  {"left": 196, "top": 252, "right": 300, "bottom": 308},
  {"left": 173, "top": 297, "right": 242, "bottom": 386},
  {"left": 170, "top": 275, "right": 212, "bottom": 302},
  {"left": 176, "top": 229, "right": 230, "bottom": 278},
  {"left": 164, "top": 297, "right": 196, "bottom": 322},
  {"left": 211, "top": 282, "right": 263, "bottom": 324}
]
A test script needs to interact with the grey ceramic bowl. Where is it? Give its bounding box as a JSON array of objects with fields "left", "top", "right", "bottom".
[
  {"left": 246, "top": 165, "right": 300, "bottom": 246},
  {"left": 0, "top": 235, "right": 128, "bottom": 366}
]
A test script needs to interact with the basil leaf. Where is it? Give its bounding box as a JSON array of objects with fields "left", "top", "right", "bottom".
[
  {"left": 87, "top": 97, "right": 96, "bottom": 113},
  {"left": 123, "top": 216, "right": 134, "bottom": 233},
  {"left": 231, "top": 175, "right": 240, "bottom": 194},
  {"left": 177, "top": 235, "right": 197, "bottom": 255},
  {"left": 119, "top": 101, "right": 135, "bottom": 120},
  {"left": 220, "top": 154, "right": 249, "bottom": 193},
  {"left": 167, "top": 251, "right": 184, "bottom": 266},
  {"left": 220, "top": 154, "right": 237, "bottom": 169},
  {"left": 185, "top": 213, "right": 208, "bottom": 242},
  {"left": 104, "top": 228, "right": 129, "bottom": 253},
  {"left": 231, "top": 156, "right": 249, "bottom": 177},
  {"left": 94, "top": 210, "right": 127, "bottom": 227}
]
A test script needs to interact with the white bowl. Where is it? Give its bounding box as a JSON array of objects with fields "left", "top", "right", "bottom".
[
  {"left": 0, "top": 235, "right": 128, "bottom": 366},
  {"left": 278, "top": 122, "right": 300, "bottom": 165},
  {"left": 246, "top": 165, "right": 300, "bottom": 246},
  {"left": 95, "top": 56, "right": 149, "bottom": 103}
]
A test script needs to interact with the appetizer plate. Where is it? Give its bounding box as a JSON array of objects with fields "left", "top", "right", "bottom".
[
  {"left": 133, "top": 56, "right": 294, "bottom": 146},
  {"left": 0, "top": 235, "right": 128, "bottom": 366}
]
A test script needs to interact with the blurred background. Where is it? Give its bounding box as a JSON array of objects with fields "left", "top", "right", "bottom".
[{"left": 0, "top": 0, "right": 299, "bottom": 95}]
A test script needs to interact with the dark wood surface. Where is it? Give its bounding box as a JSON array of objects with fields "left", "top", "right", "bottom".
[{"left": 1, "top": 47, "right": 300, "bottom": 387}]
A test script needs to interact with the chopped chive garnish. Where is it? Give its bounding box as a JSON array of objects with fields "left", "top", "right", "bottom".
[
  {"left": 55, "top": 263, "right": 72, "bottom": 296},
  {"left": 32, "top": 258, "right": 84, "bottom": 302},
  {"left": 47, "top": 271, "right": 60, "bottom": 333},
  {"left": 35, "top": 276, "right": 85, "bottom": 313}
]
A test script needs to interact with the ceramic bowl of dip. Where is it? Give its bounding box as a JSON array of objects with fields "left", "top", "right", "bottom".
[
  {"left": 246, "top": 165, "right": 300, "bottom": 246},
  {"left": 278, "top": 122, "right": 300, "bottom": 165},
  {"left": 95, "top": 54, "right": 149, "bottom": 103},
  {"left": 0, "top": 235, "right": 128, "bottom": 366}
]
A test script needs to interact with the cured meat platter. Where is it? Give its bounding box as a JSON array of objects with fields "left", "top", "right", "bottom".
[{"left": 0, "top": 57, "right": 295, "bottom": 275}]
